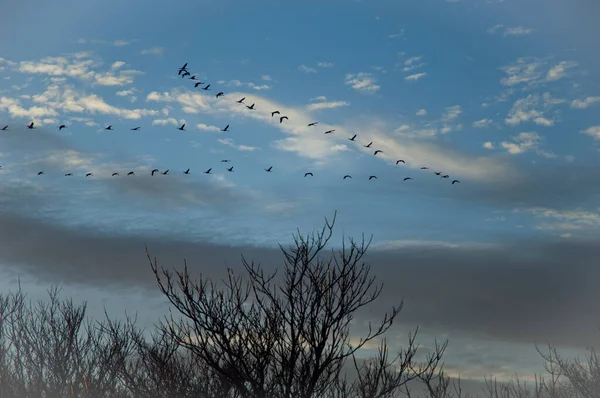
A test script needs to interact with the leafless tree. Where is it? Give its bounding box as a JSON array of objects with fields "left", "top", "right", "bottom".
[{"left": 148, "top": 211, "right": 448, "bottom": 398}]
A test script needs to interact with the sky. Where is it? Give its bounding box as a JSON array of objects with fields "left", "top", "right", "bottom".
[{"left": 1, "top": 0, "right": 600, "bottom": 391}]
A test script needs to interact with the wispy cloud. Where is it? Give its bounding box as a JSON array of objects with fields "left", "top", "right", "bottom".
[
  {"left": 298, "top": 65, "right": 317, "bottom": 74},
  {"left": 217, "top": 138, "right": 259, "bottom": 152},
  {"left": 345, "top": 72, "right": 380, "bottom": 93},
  {"left": 581, "top": 126, "right": 600, "bottom": 140},
  {"left": 571, "top": 96, "right": 600, "bottom": 109},
  {"left": 472, "top": 118, "right": 493, "bottom": 128},
  {"left": 405, "top": 72, "right": 427, "bottom": 82},
  {"left": 217, "top": 80, "right": 270, "bottom": 91},
  {"left": 316, "top": 61, "right": 334, "bottom": 68},
  {"left": 546, "top": 61, "right": 578, "bottom": 81},
  {"left": 140, "top": 47, "right": 165, "bottom": 57},
  {"left": 503, "top": 26, "right": 534, "bottom": 37},
  {"left": 196, "top": 123, "right": 221, "bottom": 132},
  {"left": 505, "top": 93, "right": 563, "bottom": 127},
  {"left": 500, "top": 132, "right": 555, "bottom": 158},
  {"left": 416, "top": 109, "right": 427, "bottom": 116},
  {"left": 305, "top": 99, "right": 350, "bottom": 112}
]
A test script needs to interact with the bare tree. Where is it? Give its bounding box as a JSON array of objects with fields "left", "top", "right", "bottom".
[{"left": 148, "top": 211, "right": 448, "bottom": 398}]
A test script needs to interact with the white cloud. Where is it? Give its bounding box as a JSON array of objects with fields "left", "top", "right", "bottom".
[
  {"left": 581, "top": 126, "right": 600, "bottom": 140},
  {"left": 546, "top": 61, "right": 578, "bottom": 81},
  {"left": 113, "top": 40, "right": 134, "bottom": 47},
  {"left": 345, "top": 73, "right": 380, "bottom": 93},
  {"left": 387, "top": 31, "right": 404, "bottom": 39},
  {"left": 298, "top": 65, "right": 317, "bottom": 74},
  {"left": 416, "top": 109, "right": 427, "bottom": 116},
  {"left": 217, "top": 138, "right": 259, "bottom": 152},
  {"left": 473, "top": 118, "right": 493, "bottom": 128},
  {"left": 404, "top": 56, "right": 422, "bottom": 66},
  {"left": 505, "top": 94, "right": 558, "bottom": 127},
  {"left": 261, "top": 75, "right": 272, "bottom": 81},
  {"left": 523, "top": 207, "right": 600, "bottom": 232},
  {"left": 115, "top": 89, "right": 137, "bottom": 103},
  {"left": 152, "top": 118, "right": 180, "bottom": 126},
  {"left": 487, "top": 24, "right": 503, "bottom": 34},
  {"left": 503, "top": 26, "right": 534, "bottom": 36},
  {"left": 499, "top": 132, "right": 554, "bottom": 158},
  {"left": 310, "top": 96, "right": 328, "bottom": 102},
  {"left": 483, "top": 141, "right": 495, "bottom": 149},
  {"left": 140, "top": 47, "right": 165, "bottom": 56},
  {"left": 499, "top": 57, "right": 546, "bottom": 87},
  {"left": 441, "top": 105, "right": 463, "bottom": 122},
  {"left": 306, "top": 101, "right": 350, "bottom": 112},
  {"left": 571, "top": 96, "right": 600, "bottom": 109},
  {"left": 111, "top": 61, "right": 126, "bottom": 70},
  {"left": 316, "top": 62, "right": 333, "bottom": 68},
  {"left": 405, "top": 72, "right": 427, "bottom": 81},
  {"left": 218, "top": 80, "right": 270, "bottom": 91},
  {"left": 196, "top": 123, "right": 221, "bottom": 132}
]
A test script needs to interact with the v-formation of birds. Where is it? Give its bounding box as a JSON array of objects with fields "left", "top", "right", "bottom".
[{"left": 0, "top": 62, "right": 460, "bottom": 186}]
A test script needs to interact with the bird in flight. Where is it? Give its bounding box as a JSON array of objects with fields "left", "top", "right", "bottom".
[
  {"left": 324, "top": 129, "right": 335, "bottom": 134},
  {"left": 194, "top": 82, "right": 205, "bottom": 88},
  {"left": 105, "top": 125, "right": 113, "bottom": 131},
  {"left": 441, "top": 175, "right": 449, "bottom": 179},
  {"left": 279, "top": 116, "right": 288, "bottom": 124},
  {"left": 202, "top": 84, "right": 211, "bottom": 91},
  {"left": 130, "top": 127, "right": 141, "bottom": 131},
  {"left": 304, "top": 172, "right": 313, "bottom": 177},
  {"left": 189, "top": 75, "right": 197, "bottom": 80},
  {"left": 222, "top": 124, "right": 229, "bottom": 132},
  {"left": 374, "top": 150, "right": 383, "bottom": 156},
  {"left": 1, "top": 126, "right": 7, "bottom": 130},
  {"left": 37, "top": 171, "right": 44, "bottom": 175},
  {"left": 403, "top": 177, "right": 413, "bottom": 181},
  {"left": 452, "top": 180, "right": 460, "bottom": 185},
  {"left": 343, "top": 175, "right": 352, "bottom": 179},
  {"left": 85, "top": 173, "right": 93, "bottom": 177},
  {"left": 59, "top": 124, "right": 66, "bottom": 131},
  {"left": 227, "top": 166, "right": 234, "bottom": 172},
  {"left": 271, "top": 110, "right": 280, "bottom": 117},
  {"left": 178, "top": 124, "right": 186, "bottom": 131},
  {"left": 434, "top": 172, "right": 441, "bottom": 176},
  {"left": 221, "top": 159, "right": 231, "bottom": 163},
  {"left": 369, "top": 176, "right": 377, "bottom": 180},
  {"left": 27, "top": 122, "right": 35, "bottom": 129},
  {"left": 112, "top": 172, "right": 119, "bottom": 176},
  {"left": 127, "top": 171, "right": 135, "bottom": 176},
  {"left": 216, "top": 92, "right": 224, "bottom": 98},
  {"left": 420, "top": 166, "right": 429, "bottom": 170},
  {"left": 237, "top": 97, "right": 246, "bottom": 104},
  {"left": 396, "top": 160, "right": 405, "bottom": 165},
  {"left": 265, "top": 166, "right": 273, "bottom": 172},
  {"left": 177, "top": 63, "right": 188, "bottom": 75},
  {"left": 184, "top": 169, "right": 191, "bottom": 174},
  {"left": 364, "top": 142, "right": 373, "bottom": 148},
  {"left": 349, "top": 134, "right": 357, "bottom": 141},
  {"left": 204, "top": 168, "right": 212, "bottom": 174},
  {"left": 151, "top": 169, "right": 159, "bottom": 176},
  {"left": 308, "top": 122, "right": 318, "bottom": 127},
  {"left": 247, "top": 103, "right": 256, "bottom": 110},
  {"left": 65, "top": 173, "right": 73, "bottom": 176},
  {"left": 181, "top": 71, "right": 191, "bottom": 78},
  {"left": 162, "top": 170, "right": 169, "bottom": 175}
]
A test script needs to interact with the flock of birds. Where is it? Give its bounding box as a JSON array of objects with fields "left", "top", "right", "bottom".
[{"left": 0, "top": 62, "right": 461, "bottom": 185}]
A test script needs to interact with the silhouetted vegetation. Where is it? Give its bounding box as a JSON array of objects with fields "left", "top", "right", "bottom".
[{"left": 0, "top": 213, "right": 596, "bottom": 397}]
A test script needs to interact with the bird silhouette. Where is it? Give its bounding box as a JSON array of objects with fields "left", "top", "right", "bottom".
[
  {"left": 177, "top": 63, "right": 188, "bottom": 75},
  {"left": 1, "top": 126, "right": 7, "bottom": 130},
  {"left": 237, "top": 97, "right": 246, "bottom": 103},
  {"left": 221, "top": 160, "right": 231, "bottom": 163},
  {"left": 151, "top": 169, "right": 159, "bottom": 176},
  {"left": 178, "top": 124, "right": 186, "bottom": 131},
  {"left": 396, "top": 160, "right": 405, "bottom": 164},
  {"left": 204, "top": 168, "right": 212, "bottom": 174},
  {"left": 222, "top": 124, "right": 229, "bottom": 132},
  {"left": 420, "top": 166, "right": 429, "bottom": 170},
  {"left": 227, "top": 166, "right": 234, "bottom": 172},
  {"left": 349, "top": 134, "right": 357, "bottom": 141},
  {"left": 189, "top": 75, "right": 197, "bottom": 80},
  {"left": 265, "top": 166, "right": 273, "bottom": 172},
  {"left": 85, "top": 173, "right": 93, "bottom": 177},
  {"left": 441, "top": 175, "right": 449, "bottom": 179},
  {"left": 112, "top": 172, "right": 119, "bottom": 176},
  {"left": 343, "top": 175, "right": 352, "bottom": 179},
  {"left": 127, "top": 171, "right": 135, "bottom": 176},
  {"left": 65, "top": 173, "right": 73, "bottom": 176},
  {"left": 369, "top": 176, "right": 377, "bottom": 180},
  {"left": 58, "top": 124, "right": 66, "bottom": 130},
  {"left": 374, "top": 150, "right": 383, "bottom": 156},
  {"left": 37, "top": 171, "right": 44, "bottom": 175},
  {"left": 202, "top": 84, "right": 211, "bottom": 91},
  {"left": 181, "top": 71, "right": 191, "bottom": 78},
  {"left": 247, "top": 103, "right": 256, "bottom": 110},
  {"left": 105, "top": 125, "right": 113, "bottom": 130},
  {"left": 364, "top": 142, "right": 373, "bottom": 148},
  {"left": 324, "top": 129, "right": 335, "bottom": 134},
  {"left": 452, "top": 180, "right": 460, "bottom": 184},
  {"left": 279, "top": 116, "right": 288, "bottom": 123},
  {"left": 216, "top": 92, "right": 224, "bottom": 98},
  {"left": 27, "top": 122, "right": 35, "bottom": 129},
  {"left": 194, "top": 82, "right": 204, "bottom": 88},
  {"left": 184, "top": 169, "right": 191, "bottom": 174},
  {"left": 162, "top": 170, "right": 169, "bottom": 175},
  {"left": 308, "top": 122, "right": 318, "bottom": 127},
  {"left": 403, "top": 177, "right": 413, "bottom": 181},
  {"left": 130, "top": 127, "right": 140, "bottom": 131},
  {"left": 435, "top": 172, "right": 442, "bottom": 176},
  {"left": 304, "top": 172, "right": 313, "bottom": 177},
  {"left": 271, "top": 110, "right": 280, "bottom": 117}
]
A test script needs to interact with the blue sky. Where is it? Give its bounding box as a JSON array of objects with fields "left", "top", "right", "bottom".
[{"left": 1, "top": 0, "right": 600, "bottom": 387}]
